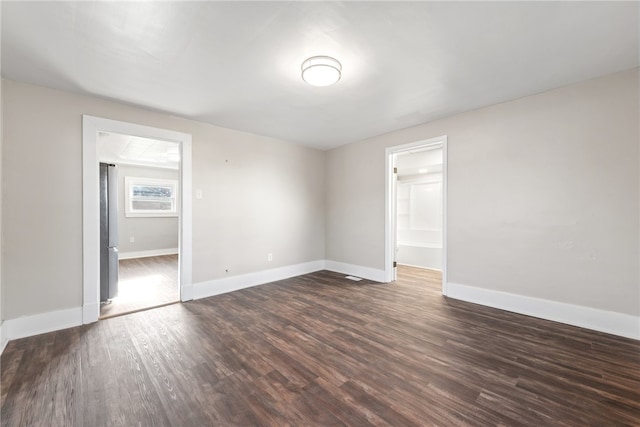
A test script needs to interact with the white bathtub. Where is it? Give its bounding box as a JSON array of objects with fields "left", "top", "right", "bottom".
[{"left": 397, "top": 241, "right": 442, "bottom": 270}]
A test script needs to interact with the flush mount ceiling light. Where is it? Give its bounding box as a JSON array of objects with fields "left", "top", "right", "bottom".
[{"left": 301, "top": 56, "right": 342, "bottom": 87}]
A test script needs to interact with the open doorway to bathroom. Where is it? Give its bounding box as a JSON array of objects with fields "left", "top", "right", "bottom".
[
  {"left": 385, "top": 136, "right": 447, "bottom": 294},
  {"left": 97, "top": 132, "right": 181, "bottom": 318}
]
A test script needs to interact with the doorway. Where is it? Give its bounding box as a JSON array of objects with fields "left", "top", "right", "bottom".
[
  {"left": 82, "top": 116, "right": 193, "bottom": 324},
  {"left": 97, "top": 132, "right": 182, "bottom": 318},
  {"left": 385, "top": 136, "right": 447, "bottom": 294}
]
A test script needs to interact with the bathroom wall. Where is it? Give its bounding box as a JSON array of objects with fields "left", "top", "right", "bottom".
[{"left": 396, "top": 148, "right": 443, "bottom": 269}]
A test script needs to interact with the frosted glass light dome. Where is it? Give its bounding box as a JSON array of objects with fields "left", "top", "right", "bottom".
[{"left": 301, "top": 56, "right": 341, "bottom": 87}]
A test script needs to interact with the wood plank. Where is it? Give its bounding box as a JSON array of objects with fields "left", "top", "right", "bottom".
[{"left": 2, "top": 266, "right": 639, "bottom": 426}]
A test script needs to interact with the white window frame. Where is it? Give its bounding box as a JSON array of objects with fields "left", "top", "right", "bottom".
[{"left": 125, "top": 176, "right": 179, "bottom": 217}]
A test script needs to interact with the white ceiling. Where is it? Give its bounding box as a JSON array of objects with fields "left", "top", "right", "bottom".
[
  {"left": 97, "top": 131, "right": 180, "bottom": 170},
  {"left": 2, "top": 2, "right": 638, "bottom": 150},
  {"left": 396, "top": 147, "right": 442, "bottom": 179}
]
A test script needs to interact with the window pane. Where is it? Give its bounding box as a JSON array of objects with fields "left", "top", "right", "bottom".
[
  {"left": 132, "top": 185, "right": 173, "bottom": 198},
  {"left": 125, "top": 176, "right": 178, "bottom": 217}
]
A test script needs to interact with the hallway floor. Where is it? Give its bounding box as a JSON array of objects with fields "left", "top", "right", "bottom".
[{"left": 100, "top": 254, "right": 179, "bottom": 318}]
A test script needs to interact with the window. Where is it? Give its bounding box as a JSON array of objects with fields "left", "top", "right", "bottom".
[{"left": 125, "top": 176, "right": 178, "bottom": 217}]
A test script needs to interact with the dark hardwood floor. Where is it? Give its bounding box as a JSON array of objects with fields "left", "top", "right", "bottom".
[
  {"left": 100, "top": 254, "right": 179, "bottom": 319},
  {"left": 2, "top": 266, "right": 639, "bottom": 426}
]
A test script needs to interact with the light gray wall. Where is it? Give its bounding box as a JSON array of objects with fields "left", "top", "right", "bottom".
[
  {"left": 192, "top": 123, "right": 325, "bottom": 279},
  {"left": 114, "top": 164, "right": 179, "bottom": 255},
  {"left": 326, "top": 68, "right": 639, "bottom": 316},
  {"left": 3, "top": 69, "right": 637, "bottom": 322},
  {"left": 2, "top": 79, "right": 325, "bottom": 319},
  {"left": 0, "top": 62, "right": 3, "bottom": 326}
]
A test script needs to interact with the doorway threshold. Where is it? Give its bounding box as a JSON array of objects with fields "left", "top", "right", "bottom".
[{"left": 99, "top": 300, "right": 180, "bottom": 320}]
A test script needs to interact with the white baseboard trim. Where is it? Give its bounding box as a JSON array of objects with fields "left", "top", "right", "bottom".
[
  {"left": 4, "top": 268, "right": 635, "bottom": 350},
  {"left": 324, "top": 260, "right": 386, "bottom": 283},
  {"left": 193, "top": 260, "right": 326, "bottom": 300},
  {"left": 3, "top": 259, "right": 375, "bottom": 346},
  {"left": 82, "top": 302, "right": 100, "bottom": 324},
  {"left": 3, "top": 307, "right": 83, "bottom": 342},
  {"left": 447, "top": 282, "right": 640, "bottom": 340},
  {"left": 397, "top": 262, "right": 442, "bottom": 272},
  {"left": 1, "top": 322, "right": 8, "bottom": 355},
  {"left": 118, "top": 248, "right": 179, "bottom": 260}
]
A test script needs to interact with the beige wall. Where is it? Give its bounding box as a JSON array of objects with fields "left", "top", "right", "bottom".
[
  {"left": 326, "top": 68, "right": 639, "bottom": 316},
  {"left": 192, "top": 126, "right": 325, "bottom": 279},
  {"left": 115, "top": 164, "right": 179, "bottom": 254},
  {"left": 2, "top": 68, "right": 637, "bottom": 323},
  {"left": 0, "top": 59, "right": 3, "bottom": 325},
  {"left": 2, "top": 79, "right": 325, "bottom": 319}
]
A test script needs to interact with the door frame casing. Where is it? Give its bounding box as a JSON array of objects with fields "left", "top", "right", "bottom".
[
  {"left": 384, "top": 135, "right": 448, "bottom": 294},
  {"left": 82, "top": 115, "right": 193, "bottom": 323}
]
